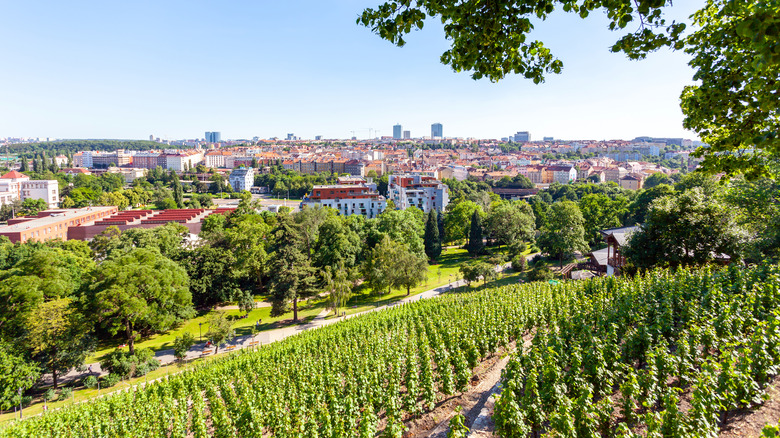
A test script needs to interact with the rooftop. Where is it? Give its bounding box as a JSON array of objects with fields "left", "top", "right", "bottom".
[
  {"left": 1, "top": 170, "right": 28, "bottom": 179},
  {"left": 0, "top": 207, "right": 116, "bottom": 233}
]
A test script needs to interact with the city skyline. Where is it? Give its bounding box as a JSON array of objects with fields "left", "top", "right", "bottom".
[{"left": 1, "top": 1, "right": 702, "bottom": 140}]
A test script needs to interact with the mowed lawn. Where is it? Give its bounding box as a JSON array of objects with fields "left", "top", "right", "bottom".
[
  {"left": 87, "top": 299, "right": 327, "bottom": 363},
  {"left": 329, "top": 247, "right": 473, "bottom": 317}
]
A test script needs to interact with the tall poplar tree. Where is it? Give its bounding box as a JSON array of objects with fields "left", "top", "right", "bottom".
[{"left": 171, "top": 171, "right": 184, "bottom": 208}]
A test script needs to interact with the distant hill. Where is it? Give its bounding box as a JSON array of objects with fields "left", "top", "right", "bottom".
[{"left": 3, "top": 139, "right": 188, "bottom": 154}]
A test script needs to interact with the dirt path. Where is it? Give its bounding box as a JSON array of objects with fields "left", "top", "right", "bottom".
[
  {"left": 720, "top": 375, "right": 780, "bottom": 437},
  {"left": 403, "top": 345, "right": 514, "bottom": 438}
]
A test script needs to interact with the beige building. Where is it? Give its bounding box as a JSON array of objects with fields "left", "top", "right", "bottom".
[{"left": 619, "top": 174, "right": 644, "bottom": 190}]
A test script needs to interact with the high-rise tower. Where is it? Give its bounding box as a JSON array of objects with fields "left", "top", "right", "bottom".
[{"left": 431, "top": 123, "right": 443, "bottom": 138}]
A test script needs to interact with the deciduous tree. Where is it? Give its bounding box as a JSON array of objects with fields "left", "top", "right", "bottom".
[
  {"left": 624, "top": 188, "right": 746, "bottom": 269},
  {"left": 206, "top": 312, "right": 235, "bottom": 355},
  {"left": 485, "top": 201, "right": 535, "bottom": 251},
  {"left": 0, "top": 343, "right": 39, "bottom": 411},
  {"left": 25, "top": 298, "right": 94, "bottom": 388},
  {"left": 267, "top": 215, "right": 317, "bottom": 322},
  {"left": 89, "top": 248, "right": 193, "bottom": 355},
  {"left": 538, "top": 201, "right": 589, "bottom": 268}
]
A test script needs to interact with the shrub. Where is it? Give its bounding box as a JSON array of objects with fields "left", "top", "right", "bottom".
[
  {"left": 43, "top": 388, "right": 56, "bottom": 402},
  {"left": 100, "top": 348, "right": 160, "bottom": 378},
  {"left": 58, "top": 387, "right": 73, "bottom": 401},
  {"left": 508, "top": 240, "right": 527, "bottom": 256},
  {"left": 511, "top": 255, "right": 527, "bottom": 272},
  {"left": 101, "top": 373, "right": 121, "bottom": 388},
  {"left": 527, "top": 264, "right": 555, "bottom": 282},
  {"left": 82, "top": 375, "right": 98, "bottom": 389},
  {"left": 530, "top": 254, "right": 545, "bottom": 266}
]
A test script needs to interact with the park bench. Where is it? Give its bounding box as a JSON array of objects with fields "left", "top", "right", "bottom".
[
  {"left": 248, "top": 341, "right": 260, "bottom": 347},
  {"left": 201, "top": 350, "right": 213, "bottom": 356},
  {"left": 224, "top": 345, "right": 236, "bottom": 352}
]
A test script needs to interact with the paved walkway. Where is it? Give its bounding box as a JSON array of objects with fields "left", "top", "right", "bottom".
[{"left": 54, "top": 257, "right": 526, "bottom": 385}]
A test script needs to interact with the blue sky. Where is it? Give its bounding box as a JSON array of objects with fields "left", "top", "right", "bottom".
[{"left": 0, "top": 1, "right": 703, "bottom": 141}]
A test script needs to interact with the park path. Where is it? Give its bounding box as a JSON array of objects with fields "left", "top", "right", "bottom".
[{"left": 55, "top": 257, "right": 524, "bottom": 385}]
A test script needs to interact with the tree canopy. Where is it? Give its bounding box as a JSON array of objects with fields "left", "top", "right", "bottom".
[
  {"left": 625, "top": 187, "right": 746, "bottom": 269},
  {"left": 360, "top": 0, "right": 779, "bottom": 177},
  {"left": 89, "top": 248, "right": 193, "bottom": 354}
]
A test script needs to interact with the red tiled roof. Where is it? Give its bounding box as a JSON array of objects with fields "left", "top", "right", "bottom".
[{"left": 1, "top": 170, "right": 27, "bottom": 179}]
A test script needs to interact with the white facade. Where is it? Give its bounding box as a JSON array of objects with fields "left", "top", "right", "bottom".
[
  {"left": 74, "top": 151, "right": 93, "bottom": 168},
  {"left": 550, "top": 166, "right": 577, "bottom": 184},
  {"left": 229, "top": 166, "right": 255, "bottom": 192},
  {"left": 301, "top": 184, "right": 386, "bottom": 218},
  {"left": 166, "top": 151, "right": 204, "bottom": 172},
  {"left": 302, "top": 196, "right": 386, "bottom": 219},
  {"left": 22, "top": 180, "right": 59, "bottom": 208},
  {"left": 388, "top": 174, "right": 449, "bottom": 213},
  {"left": 205, "top": 152, "right": 228, "bottom": 168},
  {"left": 0, "top": 171, "right": 59, "bottom": 208}
]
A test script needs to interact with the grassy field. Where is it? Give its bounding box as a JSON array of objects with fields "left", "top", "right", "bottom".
[
  {"left": 327, "top": 246, "right": 533, "bottom": 318},
  {"left": 86, "top": 299, "right": 326, "bottom": 363}
]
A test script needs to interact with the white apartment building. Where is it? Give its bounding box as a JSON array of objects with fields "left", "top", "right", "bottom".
[
  {"left": 0, "top": 171, "right": 59, "bottom": 208},
  {"left": 205, "top": 151, "right": 231, "bottom": 168},
  {"left": 547, "top": 165, "right": 578, "bottom": 184},
  {"left": 229, "top": 166, "right": 255, "bottom": 192},
  {"left": 166, "top": 151, "right": 204, "bottom": 172},
  {"left": 301, "top": 184, "right": 386, "bottom": 218},
  {"left": 387, "top": 174, "right": 449, "bottom": 213},
  {"left": 74, "top": 151, "right": 93, "bottom": 168}
]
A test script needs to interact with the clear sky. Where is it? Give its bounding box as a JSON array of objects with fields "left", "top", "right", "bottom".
[{"left": 0, "top": 1, "right": 704, "bottom": 141}]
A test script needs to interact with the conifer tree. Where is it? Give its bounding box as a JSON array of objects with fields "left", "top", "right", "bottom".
[
  {"left": 424, "top": 209, "right": 441, "bottom": 262},
  {"left": 437, "top": 209, "right": 445, "bottom": 244},
  {"left": 467, "top": 210, "right": 485, "bottom": 256}
]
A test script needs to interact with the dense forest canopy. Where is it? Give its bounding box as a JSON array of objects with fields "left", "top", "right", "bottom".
[{"left": 2, "top": 140, "right": 185, "bottom": 155}]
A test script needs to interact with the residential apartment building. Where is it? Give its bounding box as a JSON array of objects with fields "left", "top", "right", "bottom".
[
  {"left": 547, "top": 165, "right": 577, "bottom": 184},
  {"left": 388, "top": 174, "right": 449, "bottom": 213},
  {"left": 205, "top": 151, "right": 227, "bottom": 168},
  {"left": 229, "top": 166, "right": 255, "bottom": 192},
  {"left": 301, "top": 184, "right": 386, "bottom": 218},
  {"left": 525, "top": 165, "right": 547, "bottom": 184},
  {"left": 0, "top": 171, "right": 59, "bottom": 208},
  {"left": 619, "top": 174, "right": 644, "bottom": 190},
  {"left": 132, "top": 152, "right": 161, "bottom": 169},
  {"left": 604, "top": 166, "right": 629, "bottom": 183},
  {"left": 166, "top": 150, "right": 204, "bottom": 172},
  {"left": 344, "top": 160, "right": 366, "bottom": 177}
]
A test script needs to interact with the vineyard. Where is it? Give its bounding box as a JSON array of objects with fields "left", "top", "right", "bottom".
[
  {"left": 0, "top": 264, "right": 778, "bottom": 437},
  {"left": 495, "top": 264, "right": 780, "bottom": 437}
]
